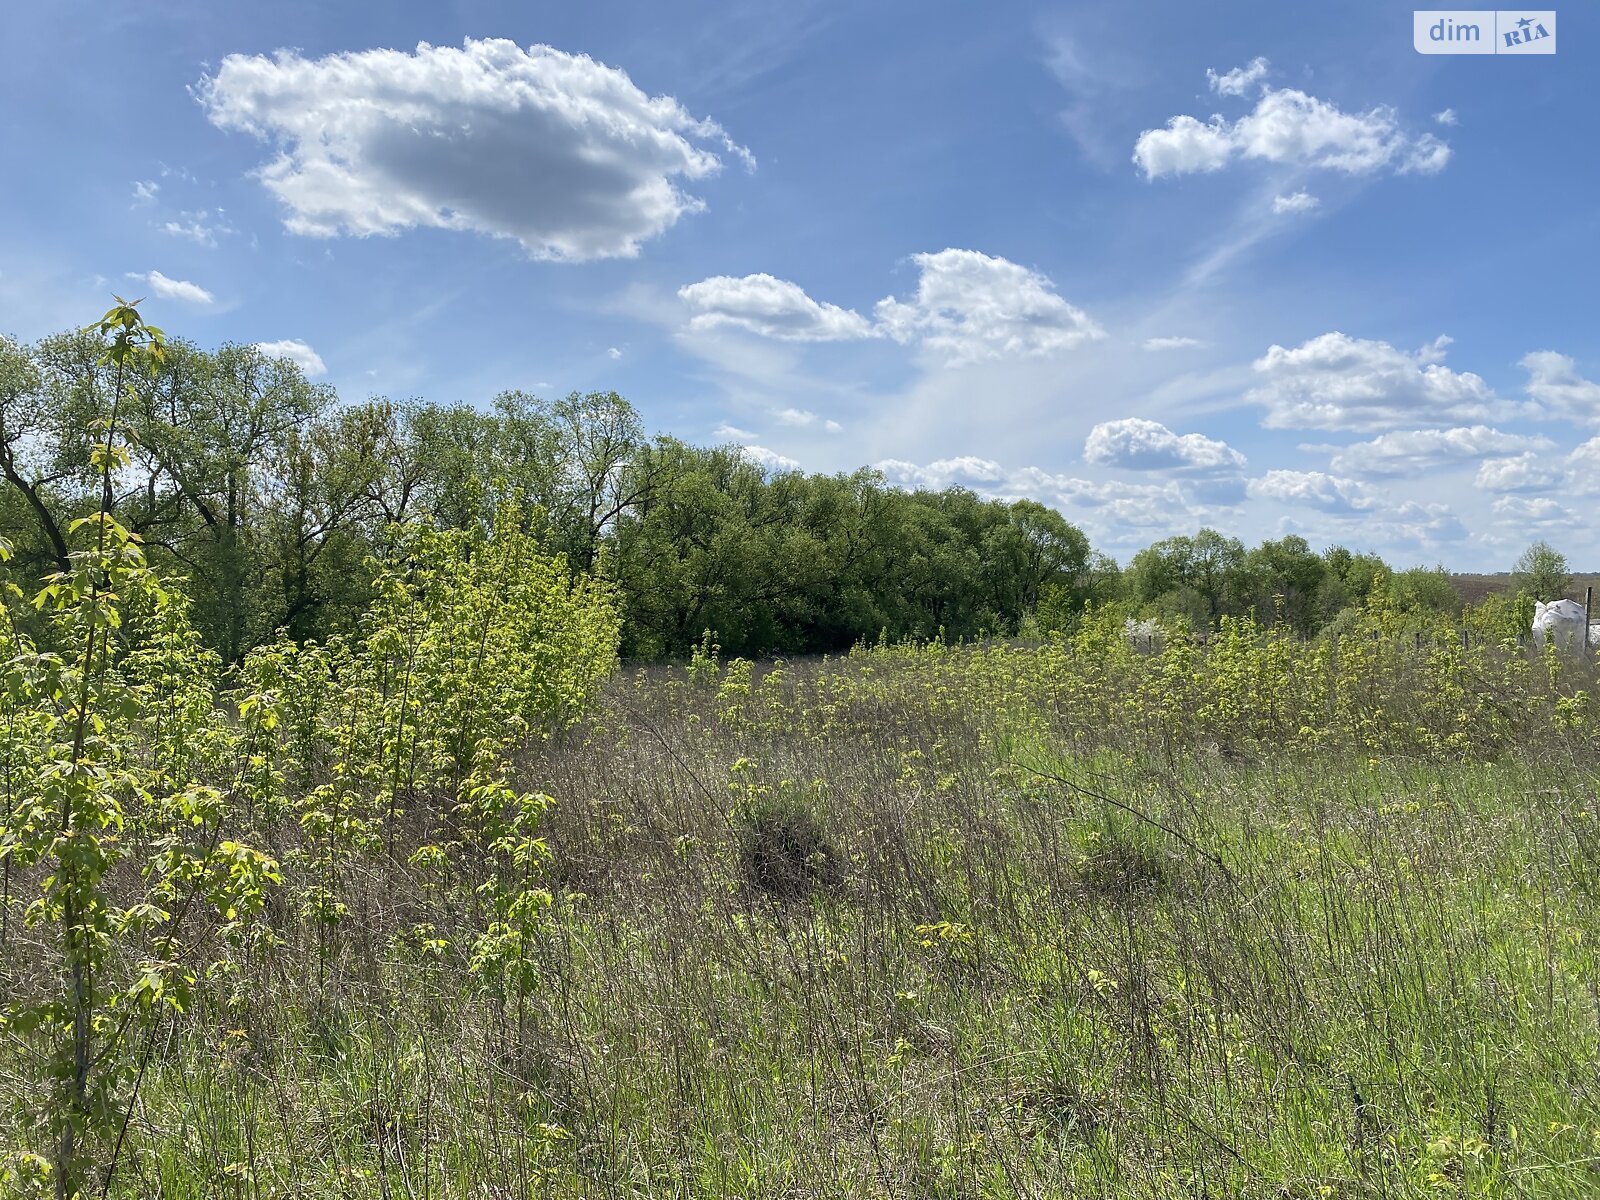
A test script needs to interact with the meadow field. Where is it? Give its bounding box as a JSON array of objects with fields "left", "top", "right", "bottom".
[
  {"left": 5, "top": 5, "right": 1599, "bottom": 1196},
  {"left": 5, "top": 599, "right": 1599, "bottom": 1199}
]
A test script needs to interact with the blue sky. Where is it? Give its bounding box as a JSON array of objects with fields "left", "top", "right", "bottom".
[{"left": 3, "top": 1, "right": 1597, "bottom": 567}]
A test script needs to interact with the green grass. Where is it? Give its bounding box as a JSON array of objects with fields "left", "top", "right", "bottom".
[{"left": 6, "top": 645, "right": 1600, "bottom": 1197}]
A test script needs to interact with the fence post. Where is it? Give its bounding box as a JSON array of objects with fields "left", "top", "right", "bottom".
[
  {"left": 1460, "top": 628, "right": 1469, "bottom": 650},
  {"left": 1587, "top": 585, "right": 1593, "bottom": 650}
]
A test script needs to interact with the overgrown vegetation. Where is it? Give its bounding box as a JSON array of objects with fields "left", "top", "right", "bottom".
[{"left": 3, "top": 305, "right": 1598, "bottom": 1197}]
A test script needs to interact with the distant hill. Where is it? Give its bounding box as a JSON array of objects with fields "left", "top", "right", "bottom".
[{"left": 1449, "top": 573, "right": 1600, "bottom": 607}]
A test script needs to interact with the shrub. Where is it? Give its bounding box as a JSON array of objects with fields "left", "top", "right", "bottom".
[{"left": 737, "top": 791, "right": 839, "bottom": 901}]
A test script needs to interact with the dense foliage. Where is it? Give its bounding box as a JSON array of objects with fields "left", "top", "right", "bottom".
[
  {"left": 5, "top": 322, "right": 1568, "bottom": 668},
  {"left": 0, "top": 303, "right": 620, "bottom": 1197}
]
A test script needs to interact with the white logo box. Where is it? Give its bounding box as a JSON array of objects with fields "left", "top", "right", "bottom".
[{"left": 1415, "top": 10, "right": 1556, "bottom": 54}]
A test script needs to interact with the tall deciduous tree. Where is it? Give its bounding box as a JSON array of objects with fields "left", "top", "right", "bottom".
[
  {"left": 1126, "top": 529, "right": 1250, "bottom": 625},
  {"left": 1512, "top": 540, "right": 1571, "bottom": 601}
]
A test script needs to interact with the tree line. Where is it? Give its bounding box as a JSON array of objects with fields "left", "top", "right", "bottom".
[{"left": 0, "top": 325, "right": 1569, "bottom": 663}]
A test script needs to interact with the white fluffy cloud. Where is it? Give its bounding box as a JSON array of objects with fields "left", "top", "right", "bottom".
[
  {"left": 1134, "top": 84, "right": 1449, "bottom": 180},
  {"left": 1207, "top": 57, "right": 1270, "bottom": 97},
  {"left": 739, "top": 445, "right": 799, "bottom": 472},
  {"left": 713, "top": 422, "right": 757, "bottom": 442},
  {"left": 874, "top": 456, "right": 1004, "bottom": 490},
  {"left": 1522, "top": 351, "right": 1600, "bottom": 424},
  {"left": 1272, "top": 190, "right": 1320, "bottom": 215},
  {"left": 1143, "top": 335, "right": 1205, "bottom": 351},
  {"left": 1330, "top": 426, "right": 1553, "bottom": 477},
  {"left": 1052, "top": 477, "right": 1203, "bottom": 529},
  {"left": 1247, "top": 469, "right": 1374, "bottom": 514},
  {"left": 132, "top": 180, "right": 159, "bottom": 204},
  {"left": 1247, "top": 333, "right": 1511, "bottom": 431},
  {"left": 129, "top": 270, "right": 214, "bottom": 306},
  {"left": 1491, "top": 494, "right": 1580, "bottom": 531},
  {"left": 875, "top": 249, "right": 1103, "bottom": 365},
  {"left": 1474, "top": 453, "right": 1562, "bottom": 493},
  {"left": 1434, "top": 108, "right": 1458, "bottom": 126},
  {"left": 679, "top": 251, "right": 1100, "bottom": 366},
  {"left": 253, "top": 338, "right": 326, "bottom": 376},
  {"left": 1474, "top": 436, "right": 1600, "bottom": 496},
  {"left": 1236, "top": 91, "right": 1441, "bottom": 173},
  {"left": 678, "top": 274, "right": 876, "bottom": 341},
  {"left": 1361, "top": 500, "right": 1468, "bottom": 545},
  {"left": 198, "top": 38, "right": 748, "bottom": 261},
  {"left": 1566, "top": 438, "right": 1600, "bottom": 492},
  {"left": 873, "top": 458, "right": 1224, "bottom": 539},
  {"left": 869, "top": 451, "right": 1472, "bottom": 553},
  {"left": 1133, "top": 115, "right": 1234, "bottom": 177},
  {"left": 1084, "top": 417, "right": 1244, "bottom": 474}
]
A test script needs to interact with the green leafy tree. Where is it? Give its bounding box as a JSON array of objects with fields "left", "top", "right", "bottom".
[
  {"left": 0, "top": 332, "right": 101, "bottom": 578},
  {"left": 2, "top": 302, "right": 282, "bottom": 1199},
  {"left": 1243, "top": 535, "right": 1330, "bottom": 634},
  {"left": 1465, "top": 587, "right": 1537, "bottom": 645},
  {"left": 1387, "top": 565, "right": 1464, "bottom": 618},
  {"left": 128, "top": 339, "right": 334, "bottom": 659},
  {"left": 1512, "top": 540, "right": 1571, "bottom": 601},
  {"left": 981, "top": 500, "right": 1091, "bottom": 627},
  {"left": 1126, "top": 528, "right": 1250, "bottom": 625},
  {"left": 1035, "top": 551, "right": 1123, "bottom": 634}
]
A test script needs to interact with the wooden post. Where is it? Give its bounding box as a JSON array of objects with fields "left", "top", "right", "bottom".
[
  {"left": 1586, "top": 585, "right": 1593, "bottom": 650},
  {"left": 1460, "top": 628, "right": 1469, "bottom": 650}
]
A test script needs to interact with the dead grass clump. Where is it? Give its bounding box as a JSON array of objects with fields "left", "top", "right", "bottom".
[{"left": 738, "top": 794, "right": 841, "bottom": 901}]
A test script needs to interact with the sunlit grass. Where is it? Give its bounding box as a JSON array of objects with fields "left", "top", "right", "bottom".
[{"left": 6, "top": 628, "right": 1600, "bottom": 1197}]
